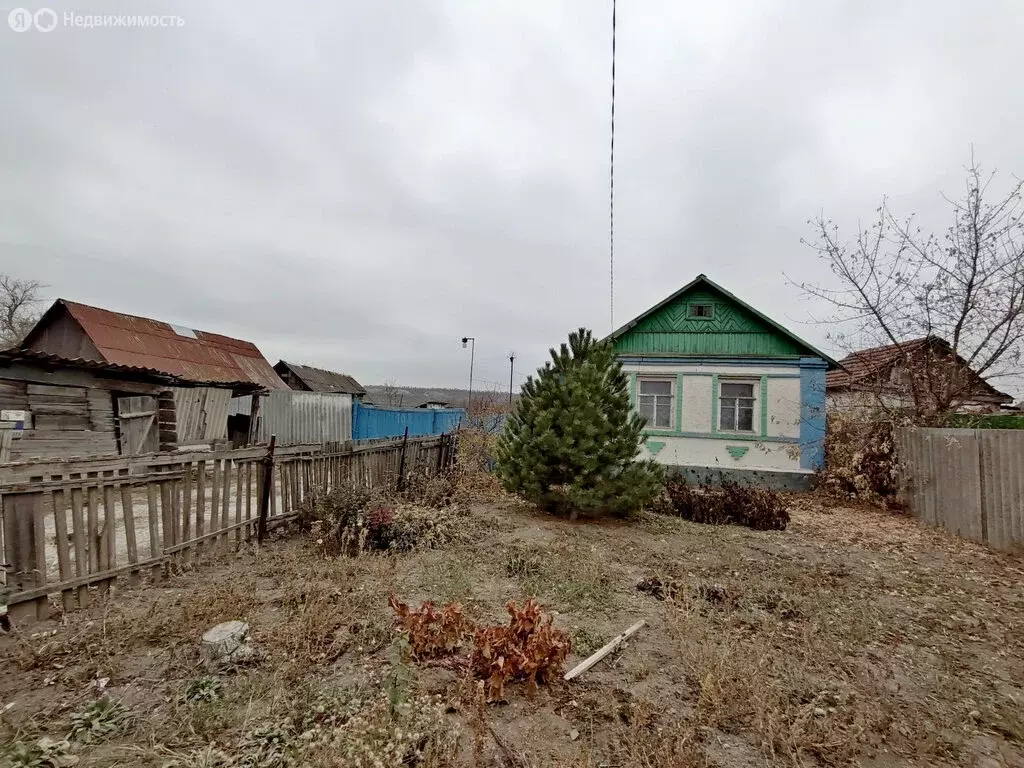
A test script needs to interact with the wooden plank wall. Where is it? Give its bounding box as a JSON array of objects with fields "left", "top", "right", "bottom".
[
  {"left": 0, "top": 434, "right": 454, "bottom": 621},
  {"left": 172, "top": 387, "right": 231, "bottom": 446},
  {"left": 0, "top": 372, "right": 169, "bottom": 462},
  {"left": 2, "top": 382, "right": 119, "bottom": 460}
]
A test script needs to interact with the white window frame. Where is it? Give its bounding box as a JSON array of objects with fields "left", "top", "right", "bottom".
[
  {"left": 718, "top": 378, "right": 757, "bottom": 433},
  {"left": 637, "top": 376, "right": 675, "bottom": 430}
]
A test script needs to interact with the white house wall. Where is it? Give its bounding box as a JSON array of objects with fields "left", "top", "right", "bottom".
[
  {"left": 641, "top": 435, "right": 801, "bottom": 472},
  {"left": 679, "top": 375, "right": 712, "bottom": 433},
  {"left": 765, "top": 377, "right": 801, "bottom": 438},
  {"left": 621, "top": 362, "right": 809, "bottom": 475}
]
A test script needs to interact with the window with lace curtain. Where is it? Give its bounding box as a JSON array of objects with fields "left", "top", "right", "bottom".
[
  {"left": 719, "top": 380, "right": 756, "bottom": 432},
  {"left": 637, "top": 377, "right": 674, "bottom": 429}
]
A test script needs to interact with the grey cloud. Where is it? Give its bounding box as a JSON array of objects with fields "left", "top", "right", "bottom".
[{"left": 2, "top": 0, "right": 1023, "bottom": 393}]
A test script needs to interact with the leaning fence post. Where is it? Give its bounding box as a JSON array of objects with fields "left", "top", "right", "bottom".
[
  {"left": 257, "top": 435, "right": 276, "bottom": 545},
  {"left": 396, "top": 426, "right": 410, "bottom": 490}
]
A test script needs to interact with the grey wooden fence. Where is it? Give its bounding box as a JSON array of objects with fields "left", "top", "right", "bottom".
[
  {"left": 1, "top": 433, "right": 456, "bottom": 622},
  {"left": 897, "top": 427, "right": 1024, "bottom": 551}
]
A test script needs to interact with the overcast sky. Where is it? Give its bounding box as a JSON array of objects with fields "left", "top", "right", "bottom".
[{"left": 2, "top": 1, "right": 1023, "bottom": 393}]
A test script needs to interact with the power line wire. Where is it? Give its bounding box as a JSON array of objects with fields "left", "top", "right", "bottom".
[{"left": 609, "top": 0, "right": 617, "bottom": 333}]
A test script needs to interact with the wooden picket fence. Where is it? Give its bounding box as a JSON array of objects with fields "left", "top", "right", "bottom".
[{"left": 1, "top": 433, "right": 457, "bottom": 622}]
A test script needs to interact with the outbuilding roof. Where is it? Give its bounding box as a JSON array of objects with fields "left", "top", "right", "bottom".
[
  {"left": 274, "top": 361, "right": 366, "bottom": 395},
  {"left": 22, "top": 300, "right": 287, "bottom": 390},
  {"left": 826, "top": 336, "right": 1012, "bottom": 402},
  {"left": 0, "top": 348, "right": 256, "bottom": 390}
]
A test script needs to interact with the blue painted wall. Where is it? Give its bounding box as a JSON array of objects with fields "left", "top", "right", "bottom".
[
  {"left": 352, "top": 401, "right": 465, "bottom": 440},
  {"left": 798, "top": 358, "right": 828, "bottom": 470}
]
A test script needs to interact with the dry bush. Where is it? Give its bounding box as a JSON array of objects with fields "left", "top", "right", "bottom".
[
  {"left": 387, "top": 596, "right": 571, "bottom": 702},
  {"left": 665, "top": 479, "right": 790, "bottom": 531},
  {"left": 387, "top": 595, "right": 471, "bottom": 659},
  {"left": 297, "top": 482, "right": 466, "bottom": 555},
  {"left": 446, "top": 427, "right": 504, "bottom": 505},
  {"left": 820, "top": 414, "right": 901, "bottom": 504},
  {"left": 470, "top": 598, "right": 571, "bottom": 702},
  {"left": 270, "top": 580, "right": 351, "bottom": 665}
]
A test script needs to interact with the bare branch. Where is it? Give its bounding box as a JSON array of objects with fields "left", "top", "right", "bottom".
[
  {"left": 802, "top": 154, "right": 1024, "bottom": 421},
  {"left": 0, "top": 273, "right": 45, "bottom": 349}
]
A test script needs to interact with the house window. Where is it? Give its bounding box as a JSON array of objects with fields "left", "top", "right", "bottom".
[
  {"left": 638, "top": 378, "right": 674, "bottom": 429},
  {"left": 719, "top": 381, "right": 756, "bottom": 432},
  {"left": 689, "top": 303, "right": 714, "bottom": 319}
]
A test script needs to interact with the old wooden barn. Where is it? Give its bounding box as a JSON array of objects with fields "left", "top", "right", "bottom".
[{"left": 0, "top": 349, "right": 255, "bottom": 463}]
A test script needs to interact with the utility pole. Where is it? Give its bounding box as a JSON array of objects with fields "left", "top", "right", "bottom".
[
  {"left": 508, "top": 351, "right": 516, "bottom": 405},
  {"left": 461, "top": 336, "right": 475, "bottom": 414}
]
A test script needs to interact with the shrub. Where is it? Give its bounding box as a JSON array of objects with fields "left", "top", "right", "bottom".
[
  {"left": 821, "top": 414, "right": 900, "bottom": 503},
  {"left": 470, "top": 598, "right": 572, "bottom": 701},
  {"left": 387, "top": 595, "right": 471, "bottom": 659},
  {"left": 297, "top": 483, "right": 464, "bottom": 554},
  {"left": 387, "top": 596, "right": 571, "bottom": 702},
  {"left": 664, "top": 479, "right": 789, "bottom": 531},
  {"left": 496, "top": 328, "right": 662, "bottom": 520}
]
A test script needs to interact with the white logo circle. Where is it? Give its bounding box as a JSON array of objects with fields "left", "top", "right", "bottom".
[
  {"left": 8, "top": 8, "right": 33, "bottom": 31},
  {"left": 33, "top": 8, "right": 57, "bottom": 31}
]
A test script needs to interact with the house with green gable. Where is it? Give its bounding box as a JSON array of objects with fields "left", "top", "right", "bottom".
[{"left": 608, "top": 274, "right": 837, "bottom": 489}]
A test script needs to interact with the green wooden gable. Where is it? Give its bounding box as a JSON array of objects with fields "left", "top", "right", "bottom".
[{"left": 610, "top": 275, "right": 837, "bottom": 363}]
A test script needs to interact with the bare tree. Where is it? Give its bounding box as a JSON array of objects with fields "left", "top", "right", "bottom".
[
  {"left": 800, "top": 155, "right": 1024, "bottom": 422},
  {"left": 0, "top": 274, "right": 45, "bottom": 349},
  {"left": 379, "top": 378, "right": 405, "bottom": 407}
]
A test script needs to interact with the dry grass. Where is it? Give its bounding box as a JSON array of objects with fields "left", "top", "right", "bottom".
[{"left": 2, "top": 491, "right": 1023, "bottom": 767}]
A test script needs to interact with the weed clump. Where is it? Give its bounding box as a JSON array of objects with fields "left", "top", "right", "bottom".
[
  {"left": 388, "top": 596, "right": 571, "bottom": 702},
  {"left": 470, "top": 598, "right": 572, "bottom": 701},
  {"left": 297, "top": 483, "right": 466, "bottom": 555},
  {"left": 68, "top": 697, "right": 133, "bottom": 744},
  {"left": 664, "top": 479, "right": 789, "bottom": 531},
  {"left": 387, "top": 596, "right": 471, "bottom": 659}
]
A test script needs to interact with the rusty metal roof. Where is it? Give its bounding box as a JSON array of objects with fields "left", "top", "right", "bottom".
[
  {"left": 0, "top": 348, "right": 258, "bottom": 390},
  {"left": 34, "top": 300, "right": 287, "bottom": 389}
]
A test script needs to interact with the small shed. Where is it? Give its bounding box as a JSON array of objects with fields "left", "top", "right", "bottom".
[
  {"left": 0, "top": 350, "right": 249, "bottom": 462},
  {"left": 22, "top": 299, "right": 287, "bottom": 391},
  {"left": 273, "top": 361, "right": 366, "bottom": 398}
]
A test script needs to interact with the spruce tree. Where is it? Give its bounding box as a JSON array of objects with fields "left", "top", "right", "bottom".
[{"left": 496, "top": 328, "right": 662, "bottom": 519}]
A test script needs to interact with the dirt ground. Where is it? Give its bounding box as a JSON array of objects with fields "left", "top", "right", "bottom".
[{"left": 2, "top": 495, "right": 1023, "bottom": 767}]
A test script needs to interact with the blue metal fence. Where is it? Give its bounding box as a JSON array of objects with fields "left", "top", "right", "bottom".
[{"left": 352, "top": 401, "right": 465, "bottom": 440}]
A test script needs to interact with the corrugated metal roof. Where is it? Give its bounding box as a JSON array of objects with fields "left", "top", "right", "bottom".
[
  {"left": 0, "top": 348, "right": 253, "bottom": 390},
  {"left": 51, "top": 300, "right": 287, "bottom": 389},
  {"left": 275, "top": 361, "right": 366, "bottom": 395}
]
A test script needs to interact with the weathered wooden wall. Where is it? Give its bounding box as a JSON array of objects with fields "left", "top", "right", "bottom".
[
  {"left": 172, "top": 387, "right": 231, "bottom": 446},
  {"left": 0, "top": 378, "right": 131, "bottom": 461},
  {"left": 0, "top": 434, "right": 456, "bottom": 621},
  {"left": 897, "top": 427, "right": 1024, "bottom": 551},
  {"left": 21, "top": 308, "right": 102, "bottom": 360}
]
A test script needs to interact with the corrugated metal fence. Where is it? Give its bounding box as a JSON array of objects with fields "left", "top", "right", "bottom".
[
  {"left": 352, "top": 401, "right": 464, "bottom": 440},
  {"left": 897, "top": 427, "right": 1024, "bottom": 550},
  {"left": 229, "top": 391, "right": 353, "bottom": 445}
]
